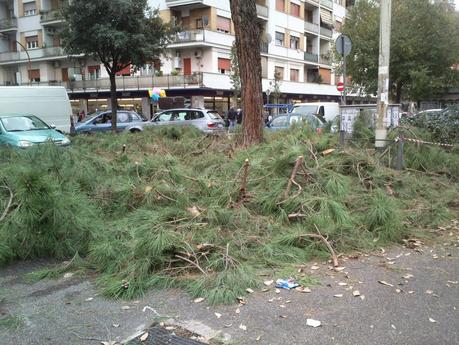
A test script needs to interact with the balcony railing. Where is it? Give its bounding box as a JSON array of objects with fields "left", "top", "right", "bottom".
[
  {"left": 0, "top": 17, "right": 18, "bottom": 31},
  {"left": 175, "top": 30, "right": 205, "bottom": 43},
  {"left": 304, "top": 52, "right": 318, "bottom": 63},
  {"left": 67, "top": 73, "right": 204, "bottom": 92},
  {"left": 40, "top": 9, "right": 63, "bottom": 24},
  {"left": 0, "top": 47, "right": 65, "bottom": 62},
  {"left": 304, "top": 21, "right": 319, "bottom": 33},
  {"left": 165, "top": 0, "right": 207, "bottom": 6},
  {"left": 320, "top": 27, "right": 333, "bottom": 38},
  {"left": 321, "top": 0, "right": 333, "bottom": 9},
  {"left": 256, "top": 4, "right": 268, "bottom": 18},
  {"left": 319, "top": 56, "right": 331, "bottom": 65}
]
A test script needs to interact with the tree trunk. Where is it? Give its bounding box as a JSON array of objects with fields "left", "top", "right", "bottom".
[
  {"left": 395, "top": 81, "right": 402, "bottom": 104},
  {"left": 230, "top": 0, "right": 264, "bottom": 146},
  {"left": 109, "top": 73, "right": 118, "bottom": 132}
]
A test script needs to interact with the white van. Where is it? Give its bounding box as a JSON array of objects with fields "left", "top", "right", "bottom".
[
  {"left": 290, "top": 102, "right": 340, "bottom": 123},
  {"left": 0, "top": 86, "right": 72, "bottom": 133}
]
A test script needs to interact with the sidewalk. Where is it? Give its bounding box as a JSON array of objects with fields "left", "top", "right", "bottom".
[{"left": 1, "top": 229, "right": 458, "bottom": 345}]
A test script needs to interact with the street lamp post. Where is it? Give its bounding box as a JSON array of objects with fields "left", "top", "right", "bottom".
[{"left": 0, "top": 33, "right": 32, "bottom": 84}]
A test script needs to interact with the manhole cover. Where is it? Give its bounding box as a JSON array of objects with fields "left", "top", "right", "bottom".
[{"left": 133, "top": 325, "right": 206, "bottom": 345}]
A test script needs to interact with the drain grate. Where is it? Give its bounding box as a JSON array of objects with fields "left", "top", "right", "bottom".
[{"left": 136, "top": 325, "right": 207, "bottom": 345}]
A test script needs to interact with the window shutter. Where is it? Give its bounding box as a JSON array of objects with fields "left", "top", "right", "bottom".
[
  {"left": 217, "top": 16, "right": 231, "bottom": 33},
  {"left": 218, "top": 58, "right": 231, "bottom": 71}
]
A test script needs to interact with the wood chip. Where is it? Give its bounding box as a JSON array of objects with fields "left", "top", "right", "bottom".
[
  {"left": 378, "top": 280, "right": 394, "bottom": 287},
  {"left": 429, "top": 317, "right": 437, "bottom": 323},
  {"left": 334, "top": 294, "right": 343, "bottom": 298},
  {"left": 140, "top": 332, "right": 149, "bottom": 342},
  {"left": 239, "top": 324, "right": 247, "bottom": 331},
  {"left": 121, "top": 306, "right": 130, "bottom": 310},
  {"left": 353, "top": 290, "right": 361, "bottom": 297},
  {"left": 263, "top": 280, "right": 274, "bottom": 286},
  {"left": 311, "top": 265, "right": 320, "bottom": 270},
  {"left": 425, "top": 290, "right": 434, "bottom": 294},
  {"left": 338, "top": 282, "right": 348, "bottom": 286},
  {"left": 194, "top": 297, "right": 205, "bottom": 303},
  {"left": 215, "top": 313, "right": 222, "bottom": 319}
]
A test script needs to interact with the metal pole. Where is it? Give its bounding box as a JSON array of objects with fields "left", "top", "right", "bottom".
[
  {"left": 375, "top": 0, "right": 392, "bottom": 149},
  {"left": 339, "top": 36, "right": 346, "bottom": 148}
]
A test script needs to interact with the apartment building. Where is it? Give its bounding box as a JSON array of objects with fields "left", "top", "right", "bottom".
[{"left": 0, "top": 0, "right": 354, "bottom": 115}]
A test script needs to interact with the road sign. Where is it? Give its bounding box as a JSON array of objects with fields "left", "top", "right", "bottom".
[
  {"left": 337, "top": 82, "right": 344, "bottom": 92},
  {"left": 335, "top": 34, "right": 352, "bottom": 57}
]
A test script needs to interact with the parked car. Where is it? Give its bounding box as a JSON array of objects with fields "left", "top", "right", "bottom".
[
  {"left": 74, "top": 110, "right": 146, "bottom": 134},
  {"left": 0, "top": 114, "right": 71, "bottom": 148},
  {"left": 266, "top": 113, "right": 325, "bottom": 133},
  {"left": 290, "top": 102, "right": 340, "bottom": 123},
  {"left": 126, "top": 108, "right": 226, "bottom": 134},
  {"left": 0, "top": 86, "right": 72, "bottom": 133}
]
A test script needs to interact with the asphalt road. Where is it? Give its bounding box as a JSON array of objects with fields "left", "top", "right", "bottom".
[{"left": 0, "top": 225, "right": 458, "bottom": 345}]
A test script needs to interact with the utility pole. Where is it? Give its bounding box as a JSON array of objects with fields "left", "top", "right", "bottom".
[{"left": 375, "top": 0, "right": 392, "bottom": 149}]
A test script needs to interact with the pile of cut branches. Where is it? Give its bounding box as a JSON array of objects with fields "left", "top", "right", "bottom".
[{"left": 0, "top": 126, "right": 457, "bottom": 304}]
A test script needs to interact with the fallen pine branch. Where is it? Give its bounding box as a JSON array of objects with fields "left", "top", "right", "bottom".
[{"left": 0, "top": 185, "right": 13, "bottom": 222}]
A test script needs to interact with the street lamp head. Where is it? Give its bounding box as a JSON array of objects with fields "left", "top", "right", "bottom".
[{"left": 266, "top": 89, "right": 271, "bottom": 96}]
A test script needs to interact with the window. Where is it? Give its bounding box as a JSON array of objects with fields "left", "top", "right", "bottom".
[
  {"left": 23, "top": 1, "right": 36, "bottom": 16},
  {"left": 131, "top": 113, "right": 142, "bottom": 121},
  {"left": 290, "top": 3, "right": 300, "bottom": 17},
  {"left": 189, "top": 111, "right": 205, "bottom": 120},
  {"left": 217, "top": 16, "right": 231, "bottom": 33},
  {"left": 181, "top": 16, "right": 190, "bottom": 30},
  {"left": 290, "top": 35, "right": 299, "bottom": 49},
  {"left": 275, "top": 31, "right": 284, "bottom": 46},
  {"left": 157, "top": 112, "right": 172, "bottom": 122},
  {"left": 218, "top": 58, "right": 231, "bottom": 74},
  {"left": 117, "top": 112, "right": 130, "bottom": 123},
  {"left": 276, "top": 0, "right": 285, "bottom": 12},
  {"left": 28, "top": 69, "right": 40, "bottom": 82},
  {"left": 271, "top": 115, "right": 288, "bottom": 127},
  {"left": 196, "top": 18, "right": 203, "bottom": 29},
  {"left": 88, "top": 65, "right": 101, "bottom": 80},
  {"left": 174, "top": 111, "right": 187, "bottom": 121},
  {"left": 290, "top": 69, "right": 299, "bottom": 82},
  {"left": 274, "top": 66, "right": 284, "bottom": 80},
  {"left": 25, "top": 36, "right": 39, "bottom": 49},
  {"left": 335, "top": 20, "right": 342, "bottom": 32}
]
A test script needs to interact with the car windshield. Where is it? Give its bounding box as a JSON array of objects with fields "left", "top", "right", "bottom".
[
  {"left": 207, "top": 111, "right": 223, "bottom": 120},
  {"left": 291, "top": 105, "right": 319, "bottom": 114},
  {"left": 0, "top": 115, "right": 49, "bottom": 132}
]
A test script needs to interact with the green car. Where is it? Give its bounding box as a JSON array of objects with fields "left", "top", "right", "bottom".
[{"left": 0, "top": 114, "right": 71, "bottom": 148}]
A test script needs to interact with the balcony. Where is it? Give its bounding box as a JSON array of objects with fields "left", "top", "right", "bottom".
[
  {"left": 256, "top": 4, "right": 268, "bottom": 19},
  {"left": 320, "top": 27, "right": 333, "bottom": 38},
  {"left": 321, "top": 0, "right": 333, "bottom": 9},
  {"left": 165, "top": 0, "right": 209, "bottom": 7},
  {"left": 40, "top": 10, "right": 64, "bottom": 25},
  {"left": 304, "top": 52, "right": 318, "bottom": 63},
  {"left": 0, "top": 47, "right": 65, "bottom": 63},
  {"left": 304, "top": 21, "right": 319, "bottom": 34},
  {"left": 319, "top": 56, "right": 331, "bottom": 65},
  {"left": 67, "top": 73, "right": 204, "bottom": 92},
  {"left": 0, "top": 17, "right": 18, "bottom": 32},
  {"left": 171, "top": 29, "right": 234, "bottom": 48}
]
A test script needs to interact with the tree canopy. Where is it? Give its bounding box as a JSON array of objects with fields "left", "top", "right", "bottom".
[
  {"left": 60, "top": 0, "right": 177, "bottom": 130},
  {"left": 343, "top": 0, "right": 459, "bottom": 102}
]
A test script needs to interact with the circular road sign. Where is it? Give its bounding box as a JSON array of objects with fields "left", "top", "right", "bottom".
[
  {"left": 335, "top": 34, "right": 352, "bottom": 57},
  {"left": 337, "top": 82, "right": 344, "bottom": 92}
]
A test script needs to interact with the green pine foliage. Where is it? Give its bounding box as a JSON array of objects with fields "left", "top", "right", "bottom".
[{"left": 0, "top": 126, "right": 457, "bottom": 304}]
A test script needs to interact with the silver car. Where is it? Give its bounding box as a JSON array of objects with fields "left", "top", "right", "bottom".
[{"left": 126, "top": 108, "right": 226, "bottom": 134}]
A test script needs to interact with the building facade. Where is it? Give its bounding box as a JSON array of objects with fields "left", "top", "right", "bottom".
[{"left": 0, "top": 0, "right": 354, "bottom": 116}]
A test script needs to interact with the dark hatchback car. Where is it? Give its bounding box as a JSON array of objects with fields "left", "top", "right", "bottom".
[{"left": 74, "top": 110, "right": 146, "bottom": 134}]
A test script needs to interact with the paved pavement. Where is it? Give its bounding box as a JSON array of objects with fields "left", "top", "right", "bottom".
[{"left": 0, "top": 227, "right": 458, "bottom": 345}]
